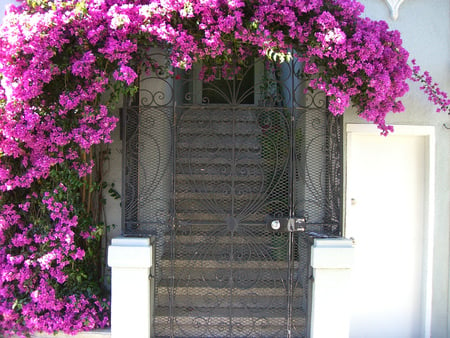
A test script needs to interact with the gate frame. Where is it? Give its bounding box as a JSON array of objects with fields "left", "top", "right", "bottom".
[{"left": 118, "top": 53, "right": 345, "bottom": 337}]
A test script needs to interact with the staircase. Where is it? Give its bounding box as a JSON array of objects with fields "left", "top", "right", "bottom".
[{"left": 152, "top": 107, "right": 307, "bottom": 337}]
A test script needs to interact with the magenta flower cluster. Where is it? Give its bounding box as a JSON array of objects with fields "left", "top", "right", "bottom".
[
  {"left": 0, "top": 186, "right": 109, "bottom": 337},
  {"left": 0, "top": 0, "right": 447, "bottom": 336}
]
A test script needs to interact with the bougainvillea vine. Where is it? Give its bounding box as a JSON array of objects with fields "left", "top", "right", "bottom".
[
  {"left": 0, "top": 0, "right": 448, "bottom": 337},
  {"left": 411, "top": 59, "right": 450, "bottom": 113}
]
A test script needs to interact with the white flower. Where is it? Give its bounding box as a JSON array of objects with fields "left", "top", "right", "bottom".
[
  {"left": 325, "top": 28, "right": 346, "bottom": 44},
  {"left": 110, "top": 13, "right": 131, "bottom": 30}
]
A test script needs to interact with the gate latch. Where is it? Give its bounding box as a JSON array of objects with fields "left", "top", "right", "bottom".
[{"left": 267, "top": 217, "right": 306, "bottom": 232}]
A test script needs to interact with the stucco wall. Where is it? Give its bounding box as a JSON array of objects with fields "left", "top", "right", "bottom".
[
  {"left": 343, "top": 1, "right": 450, "bottom": 336},
  {"left": 0, "top": 3, "right": 7, "bottom": 23},
  {"left": 102, "top": 123, "right": 123, "bottom": 240}
]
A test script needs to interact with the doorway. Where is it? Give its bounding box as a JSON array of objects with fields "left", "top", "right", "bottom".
[{"left": 345, "top": 124, "right": 434, "bottom": 337}]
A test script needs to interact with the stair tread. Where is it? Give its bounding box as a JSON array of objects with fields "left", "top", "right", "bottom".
[
  {"left": 176, "top": 191, "right": 265, "bottom": 197},
  {"left": 176, "top": 174, "right": 264, "bottom": 181},
  {"left": 162, "top": 234, "right": 278, "bottom": 243},
  {"left": 175, "top": 211, "right": 267, "bottom": 217},
  {"left": 176, "top": 157, "right": 263, "bottom": 165},
  {"left": 160, "top": 259, "right": 299, "bottom": 269},
  {"left": 156, "top": 284, "right": 303, "bottom": 298},
  {"left": 177, "top": 128, "right": 261, "bottom": 136},
  {"left": 154, "top": 306, "right": 306, "bottom": 319}
]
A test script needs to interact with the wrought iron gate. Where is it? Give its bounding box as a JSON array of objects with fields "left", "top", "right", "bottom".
[{"left": 122, "top": 53, "right": 342, "bottom": 337}]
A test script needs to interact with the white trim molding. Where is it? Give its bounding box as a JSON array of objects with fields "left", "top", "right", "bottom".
[{"left": 383, "top": 0, "right": 406, "bottom": 20}]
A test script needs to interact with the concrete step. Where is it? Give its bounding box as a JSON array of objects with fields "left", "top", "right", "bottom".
[
  {"left": 158, "top": 266, "right": 293, "bottom": 281},
  {"left": 176, "top": 190, "right": 266, "bottom": 199},
  {"left": 176, "top": 107, "right": 270, "bottom": 122},
  {"left": 160, "top": 259, "right": 299, "bottom": 270},
  {"left": 154, "top": 307, "right": 306, "bottom": 337},
  {"left": 156, "top": 285, "right": 303, "bottom": 309},
  {"left": 157, "top": 279, "right": 300, "bottom": 295},
  {"left": 163, "top": 233, "right": 283, "bottom": 244},
  {"left": 175, "top": 212, "right": 267, "bottom": 222},
  {"left": 157, "top": 295, "right": 301, "bottom": 310},
  {"left": 160, "top": 248, "right": 290, "bottom": 262},
  {"left": 154, "top": 306, "right": 306, "bottom": 322},
  {"left": 176, "top": 148, "right": 263, "bottom": 161},
  {"left": 177, "top": 122, "right": 262, "bottom": 136},
  {"left": 157, "top": 290, "right": 304, "bottom": 309},
  {"left": 176, "top": 157, "right": 262, "bottom": 166},
  {"left": 172, "top": 220, "right": 271, "bottom": 228},
  {"left": 175, "top": 173, "right": 264, "bottom": 182}
]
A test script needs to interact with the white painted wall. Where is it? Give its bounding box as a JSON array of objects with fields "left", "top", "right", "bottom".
[{"left": 0, "top": 0, "right": 14, "bottom": 23}]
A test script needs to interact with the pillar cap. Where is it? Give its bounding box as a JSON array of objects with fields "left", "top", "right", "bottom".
[
  {"left": 311, "top": 238, "right": 354, "bottom": 269},
  {"left": 111, "top": 236, "right": 153, "bottom": 247},
  {"left": 108, "top": 237, "right": 153, "bottom": 268}
]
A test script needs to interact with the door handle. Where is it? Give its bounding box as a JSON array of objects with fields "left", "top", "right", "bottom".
[{"left": 267, "top": 217, "right": 306, "bottom": 232}]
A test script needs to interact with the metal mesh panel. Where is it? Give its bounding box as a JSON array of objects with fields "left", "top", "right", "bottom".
[
  {"left": 122, "top": 54, "right": 342, "bottom": 337},
  {"left": 123, "top": 106, "right": 173, "bottom": 231},
  {"left": 294, "top": 106, "right": 343, "bottom": 228}
]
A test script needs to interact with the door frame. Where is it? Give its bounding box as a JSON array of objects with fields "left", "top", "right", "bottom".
[{"left": 344, "top": 123, "right": 435, "bottom": 337}]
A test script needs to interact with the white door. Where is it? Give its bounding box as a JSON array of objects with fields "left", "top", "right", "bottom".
[{"left": 345, "top": 125, "right": 434, "bottom": 338}]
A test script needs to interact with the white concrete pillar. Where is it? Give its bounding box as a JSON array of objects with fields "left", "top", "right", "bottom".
[
  {"left": 107, "top": 237, "right": 154, "bottom": 338},
  {"left": 310, "top": 238, "right": 354, "bottom": 338}
]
